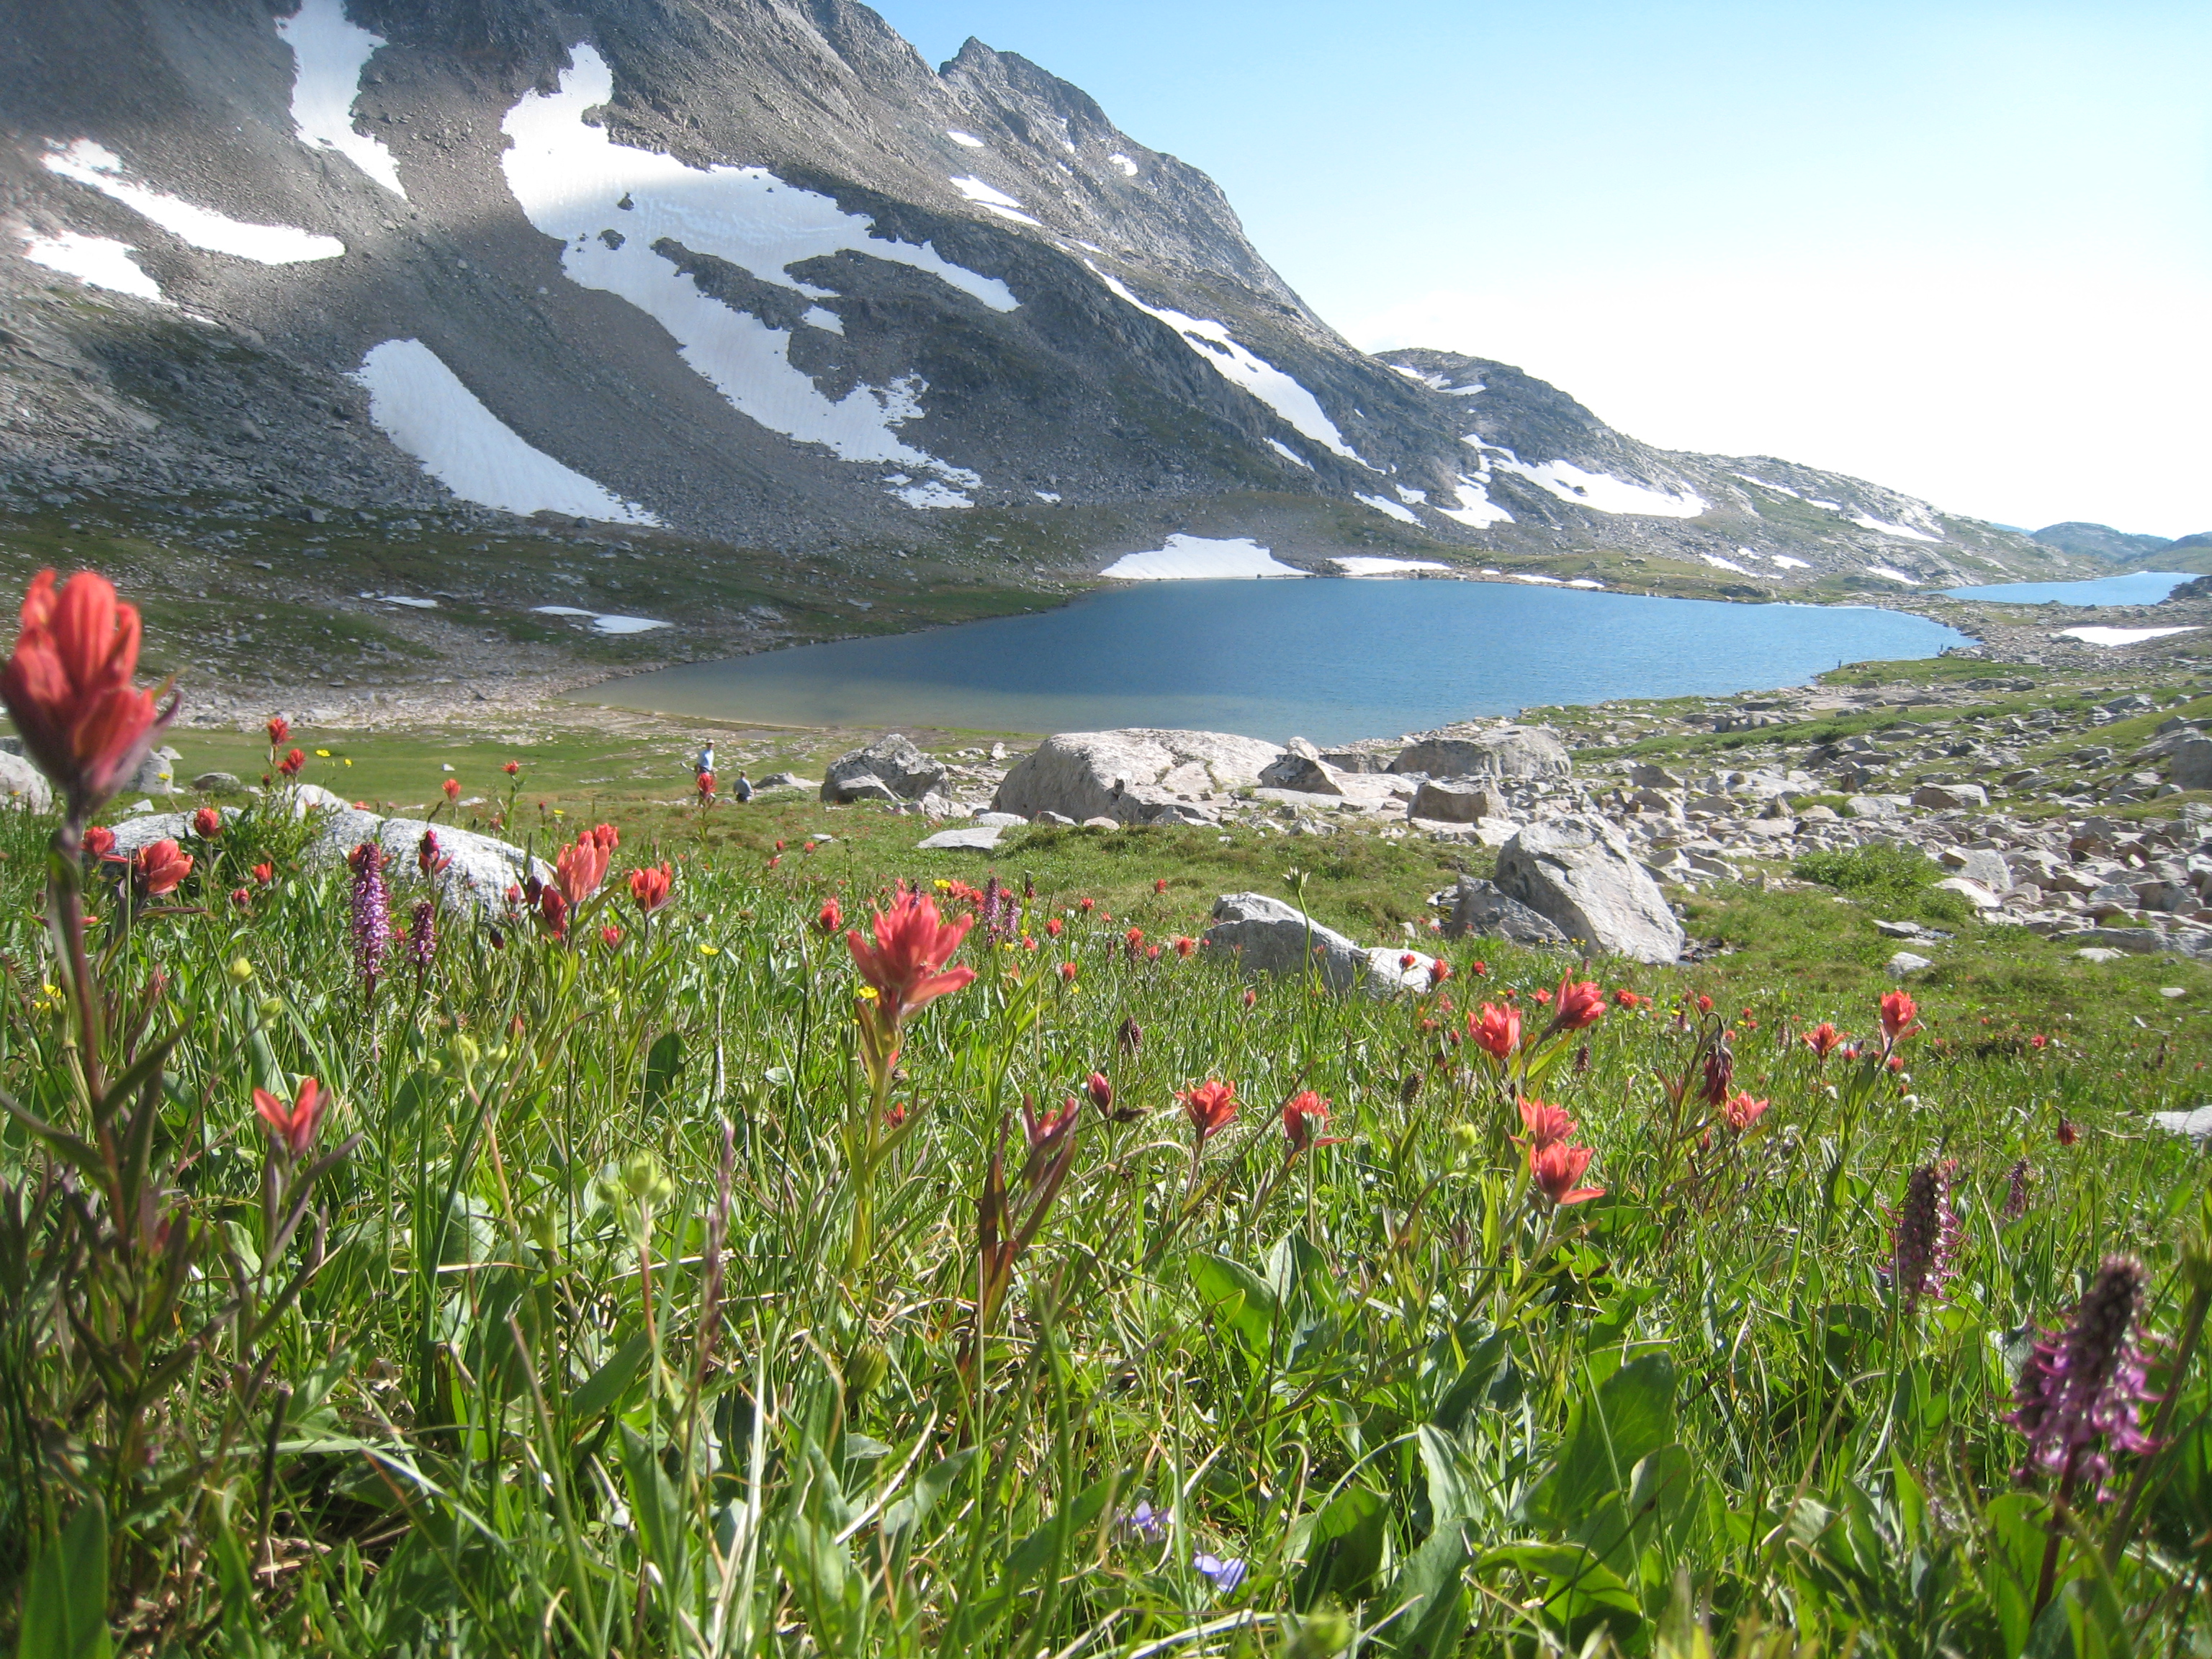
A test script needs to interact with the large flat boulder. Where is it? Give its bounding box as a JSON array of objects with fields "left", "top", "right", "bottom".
[
  {"left": 822, "top": 734, "right": 945, "bottom": 804},
  {"left": 994, "top": 729, "right": 1283, "bottom": 825},
  {"left": 1442, "top": 876, "right": 1570, "bottom": 946},
  {"left": 1494, "top": 814, "right": 1686, "bottom": 963},
  {"left": 1390, "top": 725, "right": 1570, "bottom": 781},
  {"left": 1258, "top": 737, "right": 1345, "bottom": 796},
  {"left": 0, "top": 752, "right": 54, "bottom": 811},
  {"left": 2171, "top": 738, "right": 2212, "bottom": 792},
  {"left": 1408, "top": 779, "right": 1501, "bottom": 823},
  {"left": 1202, "top": 891, "right": 1437, "bottom": 996}
]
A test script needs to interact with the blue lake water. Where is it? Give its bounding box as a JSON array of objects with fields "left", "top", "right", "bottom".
[
  {"left": 1942, "top": 571, "right": 2197, "bottom": 606},
  {"left": 583, "top": 580, "right": 1972, "bottom": 745}
]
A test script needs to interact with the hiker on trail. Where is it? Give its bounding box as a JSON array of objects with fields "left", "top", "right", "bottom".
[
  {"left": 694, "top": 739, "right": 715, "bottom": 778},
  {"left": 732, "top": 773, "right": 754, "bottom": 803}
]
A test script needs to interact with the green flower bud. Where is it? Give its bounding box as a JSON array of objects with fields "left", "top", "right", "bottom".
[{"left": 228, "top": 956, "right": 256, "bottom": 984}]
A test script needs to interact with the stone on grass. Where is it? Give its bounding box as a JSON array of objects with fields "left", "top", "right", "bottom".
[
  {"left": 1494, "top": 814, "right": 1685, "bottom": 963},
  {"left": 2074, "top": 946, "right": 2128, "bottom": 963},
  {"left": 822, "top": 735, "right": 944, "bottom": 804},
  {"left": 0, "top": 752, "right": 54, "bottom": 811},
  {"left": 1939, "top": 848, "right": 2013, "bottom": 889},
  {"left": 1912, "top": 782, "right": 1988, "bottom": 810},
  {"left": 1887, "top": 950, "right": 1934, "bottom": 976},
  {"left": 1442, "top": 877, "right": 1570, "bottom": 946},
  {"left": 917, "top": 824, "right": 1003, "bottom": 851},
  {"left": 1845, "top": 795, "right": 1899, "bottom": 819},
  {"left": 755, "top": 771, "right": 813, "bottom": 791},
  {"left": 1934, "top": 876, "right": 2002, "bottom": 910},
  {"left": 2169, "top": 739, "right": 2212, "bottom": 792},
  {"left": 1202, "top": 891, "right": 1434, "bottom": 997},
  {"left": 1257, "top": 737, "right": 1345, "bottom": 796},
  {"left": 974, "top": 811, "right": 1026, "bottom": 827},
  {"left": 1390, "top": 725, "right": 1570, "bottom": 781},
  {"left": 994, "top": 729, "right": 1282, "bottom": 825},
  {"left": 1408, "top": 779, "right": 1499, "bottom": 823},
  {"left": 192, "top": 771, "right": 246, "bottom": 795},
  {"left": 2151, "top": 1105, "right": 2212, "bottom": 1141}
]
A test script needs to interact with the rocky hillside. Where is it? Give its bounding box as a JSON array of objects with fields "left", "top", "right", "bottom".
[{"left": 1, "top": 0, "right": 2098, "bottom": 601}]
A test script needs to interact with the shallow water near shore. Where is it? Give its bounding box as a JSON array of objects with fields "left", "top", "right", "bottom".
[{"left": 583, "top": 578, "right": 1971, "bottom": 744}]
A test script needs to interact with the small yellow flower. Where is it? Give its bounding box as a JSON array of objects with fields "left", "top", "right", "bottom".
[
  {"left": 856, "top": 985, "right": 878, "bottom": 1000},
  {"left": 698, "top": 943, "right": 720, "bottom": 956},
  {"left": 315, "top": 748, "right": 331, "bottom": 757},
  {"left": 343, "top": 757, "right": 353, "bottom": 767}
]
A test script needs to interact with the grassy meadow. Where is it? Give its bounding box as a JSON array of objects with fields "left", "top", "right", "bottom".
[{"left": 1, "top": 717, "right": 2210, "bottom": 1658}]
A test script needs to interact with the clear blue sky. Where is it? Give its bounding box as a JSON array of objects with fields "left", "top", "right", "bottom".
[{"left": 871, "top": 1, "right": 2212, "bottom": 536}]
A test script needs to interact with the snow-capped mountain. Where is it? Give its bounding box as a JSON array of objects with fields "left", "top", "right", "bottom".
[{"left": 0, "top": 0, "right": 2090, "bottom": 588}]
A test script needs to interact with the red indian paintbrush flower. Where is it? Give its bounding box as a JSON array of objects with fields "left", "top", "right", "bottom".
[
  {"left": 817, "top": 896, "right": 842, "bottom": 934},
  {"left": 277, "top": 747, "right": 305, "bottom": 778},
  {"left": 134, "top": 838, "right": 192, "bottom": 896},
  {"left": 1880, "top": 989, "right": 1918, "bottom": 1052},
  {"left": 265, "top": 714, "right": 289, "bottom": 747},
  {"left": 1803, "top": 1021, "right": 1845, "bottom": 1059},
  {"left": 1469, "top": 1003, "right": 1521, "bottom": 1060},
  {"left": 84, "top": 824, "right": 117, "bottom": 859},
  {"left": 1174, "top": 935, "right": 1197, "bottom": 958},
  {"left": 592, "top": 822, "right": 619, "bottom": 852},
  {"left": 846, "top": 889, "right": 976, "bottom": 1027},
  {"left": 556, "top": 832, "right": 611, "bottom": 904},
  {"left": 192, "top": 806, "right": 221, "bottom": 837},
  {"left": 503, "top": 759, "right": 520, "bottom": 775},
  {"left": 1429, "top": 958, "right": 1452, "bottom": 988},
  {"left": 251, "top": 861, "right": 274, "bottom": 886},
  {"left": 441, "top": 778, "right": 460, "bottom": 803},
  {"left": 254, "top": 1076, "right": 324, "bottom": 1158},
  {"left": 1281, "top": 1091, "right": 1343, "bottom": 1159},
  {"left": 1549, "top": 975, "right": 1608, "bottom": 1031},
  {"left": 1085, "top": 1071, "right": 1115, "bottom": 1112},
  {"left": 627, "top": 863, "right": 673, "bottom": 914},
  {"left": 1722, "top": 1092, "right": 1770, "bottom": 1132},
  {"left": 0, "top": 569, "right": 176, "bottom": 819},
  {"left": 1517, "top": 1097, "right": 1578, "bottom": 1150},
  {"left": 1529, "top": 1140, "right": 1604, "bottom": 1207},
  {"left": 1179, "top": 1079, "right": 1238, "bottom": 1145}
]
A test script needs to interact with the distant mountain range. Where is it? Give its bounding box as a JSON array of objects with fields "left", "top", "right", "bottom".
[
  {"left": 0, "top": 0, "right": 2125, "bottom": 596},
  {"left": 2031, "top": 522, "right": 2212, "bottom": 572}
]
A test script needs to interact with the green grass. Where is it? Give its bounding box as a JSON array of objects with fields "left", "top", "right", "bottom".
[{"left": 1, "top": 760, "right": 2210, "bottom": 1654}]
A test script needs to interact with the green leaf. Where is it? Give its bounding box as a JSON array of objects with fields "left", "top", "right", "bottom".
[
  {"left": 1189, "top": 1254, "right": 1277, "bottom": 1357},
  {"left": 18, "top": 1498, "right": 111, "bottom": 1659},
  {"left": 1377, "top": 1522, "right": 1468, "bottom": 1658},
  {"left": 567, "top": 1330, "right": 651, "bottom": 1426},
  {"left": 999, "top": 1476, "right": 1116, "bottom": 1601},
  {"left": 1477, "top": 1541, "right": 1640, "bottom": 1646},
  {"left": 879, "top": 1446, "right": 976, "bottom": 1548},
  {"left": 1417, "top": 1425, "right": 1479, "bottom": 1528},
  {"left": 643, "top": 1032, "right": 683, "bottom": 1112},
  {"left": 1525, "top": 1352, "right": 1677, "bottom": 1532},
  {"left": 1295, "top": 1485, "right": 1387, "bottom": 1610},
  {"left": 619, "top": 1424, "right": 692, "bottom": 1597}
]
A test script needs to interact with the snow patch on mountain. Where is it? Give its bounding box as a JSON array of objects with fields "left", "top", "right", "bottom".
[
  {"left": 274, "top": 0, "right": 404, "bottom": 197},
  {"left": 1431, "top": 475, "right": 1512, "bottom": 529},
  {"left": 1094, "top": 269, "right": 1362, "bottom": 462},
  {"left": 2057, "top": 626, "right": 2199, "bottom": 647},
  {"left": 1492, "top": 454, "right": 1707, "bottom": 519},
  {"left": 1848, "top": 511, "right": 1940, "bottom": 542},
  {"left": 1864, "top": 565, "right": 1920, "bottom": 585},
  {"left": 1101, "top": 534, "right": 1305, "bottom": 579},
  {"left": 1766, "top": 552, "right": 1811, "bottom": 570},
  {"left": 1107, "top": 153, "right": 1139, "bottom": 177},
  {"left": 945, "top": 130, "right": 986, "bottom": 148},
  {"left": 351, "top": 338, "right": 658, "bottom": 524},
  {"left": 949, "top": 174, "right": 1040, "bottom": 225},
  {"left": 1357, "top": 493, "right": 1420, "bottom": 526},
  {"left": 1701, "top": 554, "right": 1753, "bottom": 575},
  {"left": 1331, "top": 556, "right": 1449, "bottom": 576},
  {"left": 17, "top": 230, "right": 165, "bottom": 301},
  {"left": 500, "top": 46, "right": 1002, "bottom": 503},
  {"left": 42, "top": 140, "right": 344, "bottom": 262},
  {"left": 1266, "top": 439, "right": 1312, "bottom": 469}
]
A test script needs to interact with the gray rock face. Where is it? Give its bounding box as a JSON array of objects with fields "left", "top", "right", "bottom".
[
  {"left": 917, "top": 824, "right": 1003, "bottom": 850},
  {"left": 104, "top": 801, "right": 549, "bottom": 913},
  {"left": 2171, "top": 739, "right": 2212, "bottom": 792},
  {"left": 192, "top": 771, "right": 246, "bottom": 795},
  {"left": 1935, "top": 876, "right": 2002, "bottom": 910},
  {"left": 1202, "top": 891, "right": 1436, "bottom": 996},
  {"left": 0, "top": 752, "right": 54, "bottom": 811},
  {"left": 1318, "top": 747, "right": 1393, "bottom": 774},
  {"left": 1494, "top": 814, "right": 1686, "bottom": 963},
  {"left": 1258, "top": 737, "right": 1344, "bottom": 796},
  {"left": 1629, "top": 763, "right": 1685, "bottom": 788},
  {"left": 1941, "top": 847, "right": 2013, "bottom": 889},
  {"left": 1912, "top": 782, "right": 1988, "bottom": 810},
  {"left": 1443, "top": 876, "right": 1570, "bottom": 945},
  {"left": 126, "top": 750, "right": 177, "bottom": 795},
  {"left": 1408, "top": 779, "right": 1500, "bottom": 823},
  {"left": 994, "top": 729, "right": 1283, "bottom": 824},
  {"left": 1887, "top": 950, "right": 1935, "bottom": 976},
  {"left": 1391, "top": 726, "right": 1570, "bottom": 781},
  {"left": 823, "top": 735, "right": 945, "bottom": 804}
]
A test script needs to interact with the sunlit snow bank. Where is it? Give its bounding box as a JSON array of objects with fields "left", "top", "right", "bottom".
[
  {"left": 2057, "top": 626, "right": 2200, "bottom": 647},
  {"left": 276, "top": 0, "right": 404, "bottom": 196},
  {"left": 1701, "top": 554, "right": 1752, "bottom": 575},
  {"left": 949, "top": 174, "right": 1040, "bottom": 225},
  {"left": 1094, "top": 269, "right": 1362, "bottom": 462},
  {"left": 1765, "top": 552, "right": 1811, "bottom": 570},
  {"left": 1492, "top": 454, "right": 1705, "bottom": 518},
  {"left": 1356, "top": 493, "right": 1420, "bottom": 526},
  {"left": 1331, "top": 557, "right": 1449, "bottom": 576},
  {"left": 352, "top": 339, "right": 658, "bottom": 524},
  {"left": 17, "top": 230, "right": 164, "bottom": 301},
  {"left": 945, "top": 130, "right": 986, "bottom": 148},
  {"left": 1848, "top": 512, "right": 1941, "bottom": 542},
  {"left": 500, "top": 46, "right": 1008, "bottom": 507},
  {"left": 1865, "top": 565, "right": 1919, "bottom": 585},
  {"left": 364, "top": 592, "right": 438, "bottom": 608},
  {"left": 1266, "top": 439, "right": 1312, "bottom": 469},
  {"left": 534, "top": 606, "right": 670, "bottom": 634},
  {"left": 1431, "top": 474, "right": 1511, "bottom": 529},
  {"left": 1101, "top": 535, "right": 1306, "bottom": 580},
  {"left": 42, "top": 141, "right": 344, "bottom": 262}
]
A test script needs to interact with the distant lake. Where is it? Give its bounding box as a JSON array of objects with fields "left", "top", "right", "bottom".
[
  {"left": 1943, "top": 571, "right": 2197, "bottom": 606},
  {"left": 583, "top": 580, "right": 1971, "bottom": 744}
]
